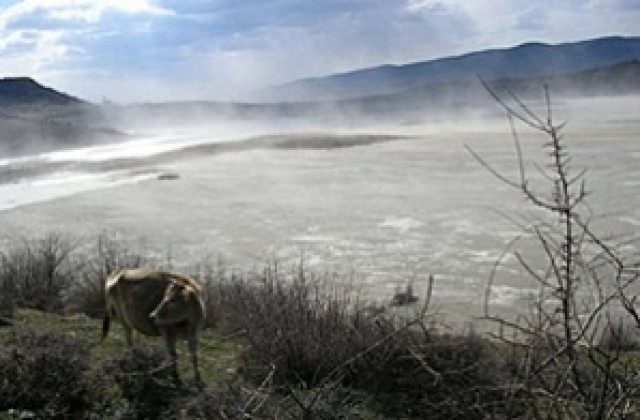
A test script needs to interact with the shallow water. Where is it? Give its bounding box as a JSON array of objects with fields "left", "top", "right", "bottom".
[{"left": 0, "top": 96, "right": 639, "bottom": 320}]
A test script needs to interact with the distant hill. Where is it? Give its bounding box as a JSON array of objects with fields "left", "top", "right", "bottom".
[
  {"left": 487, "top": 59, "right": 640, "bottom": 96},
  {"left": 568, "top": 58, "right": 640, "bottom": 93},
  {"left": 107, "top": 58, "right": 640, "bottom": 128},
  {"left": 324, "top": 59, "right": 640, "bottom": 119},
  {"left": 0, "top": 78, "right": 125, "bottom": 158},
  {"left": 0, "top": 77, "right": 83, "bottom": 107},
  {"left": 269, "top": 36, "right": 640, "bottom": 101}
]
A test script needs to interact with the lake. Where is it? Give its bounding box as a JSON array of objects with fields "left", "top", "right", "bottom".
[{"left": 1, "top": 95, "right": 638, "bottom": 321}]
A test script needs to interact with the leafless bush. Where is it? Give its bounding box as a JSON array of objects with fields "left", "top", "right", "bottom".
[
  {"left": 0, "top": 233, "right": 76, "bottom": 313},
  {"left": 352, "top": 327, "right": 509, "bottom": 419},
  {"left": 200, "top": 261, "right": 512, "bottom": 418},
  {"left": 64, "top": 233, "right": 149, "bottom": 317},
  {"left": 158, "top": 380, "right": 288, "bottom": 420},
  {"left": 104, "top": 346, "right": 180, "bottom": 419},
  {"left": 105, "top": 345, "right": 288, "bottom": 419},
  {"left": 0, "top": 276, "right": 15, "bottom": 322},
  {"left": 0, "top": 330, "right": 113, "bottom": 418},
  {"left": 187, "top": 256, "right": 233, "bottom": 330},
  {"left": 0, "top": 232, "right": 161, "bottom": 318},
  {"left": 469, "top": 82, "right": 640, "bottom": 418},
  {"left": 204, "top": 262, "right": 371, "bottom": 385}
]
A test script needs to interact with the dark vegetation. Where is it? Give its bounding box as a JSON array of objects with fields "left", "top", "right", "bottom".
[{"left": 1, "top": 88, "right": 640, "bottom": 418}]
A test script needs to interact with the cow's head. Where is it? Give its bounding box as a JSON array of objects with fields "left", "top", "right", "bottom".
[{"left": 150, "top": 282, "right": 192, "bottom": 326}]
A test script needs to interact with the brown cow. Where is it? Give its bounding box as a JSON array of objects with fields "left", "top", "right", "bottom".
[{"left": 102, "top": 268, "right": 206, "bottom": 386}]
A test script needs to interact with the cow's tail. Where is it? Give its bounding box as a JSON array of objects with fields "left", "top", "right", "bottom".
[
  {"left": 101, "top": 270, "right": 121, "bottom": 343},
  {"left": 101, "top": 311, "right": 111, "bottom": 342}
]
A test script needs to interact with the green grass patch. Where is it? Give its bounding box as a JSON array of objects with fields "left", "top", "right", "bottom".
[{"left": 0, "top": 308, "right": 243, "bottom": 388}]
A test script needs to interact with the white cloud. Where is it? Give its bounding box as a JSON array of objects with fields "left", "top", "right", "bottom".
[
  {"left": 50, "top": 0, "right": 172, "bottom": 23},
  {"left": 0, "top": 0, "right": 174, "bottom": 93},
  {"left": 0, "top": 0, "right": 172, "bottom": 28},
  {"left": 0, "top": 27, "right": 29, "bottom": 48},
  {"left": 405, "top": 0, "right": 450, "bottom": 14},
  {"left": 0, "top": 28, "right": 83, "bottom": 76}
]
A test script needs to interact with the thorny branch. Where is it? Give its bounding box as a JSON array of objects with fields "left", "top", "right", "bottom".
[{"left": 469, "top": 80, "right": 640, "bottom": 418}]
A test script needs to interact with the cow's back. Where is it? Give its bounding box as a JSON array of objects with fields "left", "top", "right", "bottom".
[{"left": 106, "top": 269, "right": 173, "bottom": 337}]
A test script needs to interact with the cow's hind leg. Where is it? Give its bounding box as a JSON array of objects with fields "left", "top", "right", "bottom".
[
  {"left": 123, "top": 325, "right": 133, "bottom": 346},
  {"left": 162, "top": 330, "right": 181, "bottom": 387},
  {"left": 188, "top": 333, "right": 204, "bottom": 388}
]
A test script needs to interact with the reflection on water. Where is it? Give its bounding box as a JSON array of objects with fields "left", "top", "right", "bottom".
[
  {"left": 0, "top": 170, "right": 157, "bottom": 211},
  {"left": 0, "top": 133, "right": 194, "bottom": 210}
]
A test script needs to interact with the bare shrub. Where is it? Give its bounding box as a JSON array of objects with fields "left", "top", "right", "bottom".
[
  {"left": 187, "top": 256, "right": 231, "bottom": 330},
  {"left": 0, "top": 278, "right": 15, "bottom": 322},
  {"left": 0, "top": 233, "right": 76, "bottom": 313},
  {"left": 0, "top": 233, "right": 167, "bottom": 318},
  {"left": 205, "top": 263, "right": 372, "bottom": 385},
  {"left": 469, "top": 83, "right": 640, "bottom": 418},
  {"left": 201, "top": 262, "right": 512, "bottom": 418},
  {"left": 105, "top": 344, "right": 285, "bottom": 419},
  {"left": 104, "top": 346, "right": 180, "bottom": 419},
  {"left": 64, "top": 233, "right": 149, "bottom": 317},
  {"left": 158, "top": 381, "right": 287, "bottom": 420},
  {"left": 0, "top": 330, "right": 113, "bottom": 418}
]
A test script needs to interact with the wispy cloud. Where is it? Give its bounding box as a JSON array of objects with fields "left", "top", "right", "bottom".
[
  {"left": 0, "top": 0, "right": 637, "bottom": 102},
  {"left": 0, "top": 0, "right": 171, "bottom": 27},
  {"left": 0, "top": 0, "right": 173, "bottom": 93}
]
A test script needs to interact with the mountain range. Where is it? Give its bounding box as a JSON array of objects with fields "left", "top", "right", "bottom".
[
  {"left": 1, "top": 35, "right": 639, "bottom": 113},
  {"left": 269, "top": 36, "right": 640, "bottom": 101},
  {"left": 0, "top": 35, "right": 639, "bottom": 157}
]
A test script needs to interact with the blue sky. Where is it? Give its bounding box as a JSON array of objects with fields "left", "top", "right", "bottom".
[{"left": 0, "top": 0, "right": 638, "bottom": 103}]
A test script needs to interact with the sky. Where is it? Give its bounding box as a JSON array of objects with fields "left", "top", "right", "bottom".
[{"left": 0, "top": 0, "right": 638, "bottom": 103}]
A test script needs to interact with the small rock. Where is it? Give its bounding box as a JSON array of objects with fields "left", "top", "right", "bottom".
[
  {"left": 390, "top": 282, "right": 418, "bottom": 306},
  {"left": 157, "top": 172, "right": 180, "bottom": 181}
]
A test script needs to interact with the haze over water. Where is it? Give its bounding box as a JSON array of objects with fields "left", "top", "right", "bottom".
[{"left": 1, "top": 96, "right": 638, "bottom": 320}]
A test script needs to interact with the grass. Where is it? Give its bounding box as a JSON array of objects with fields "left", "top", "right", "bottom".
[
  {"left": 0, "top": 308, "right": 244, "bottom": 389},
  {"left": 1, "top": 307, "right": 252, "bottom": 419}
]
